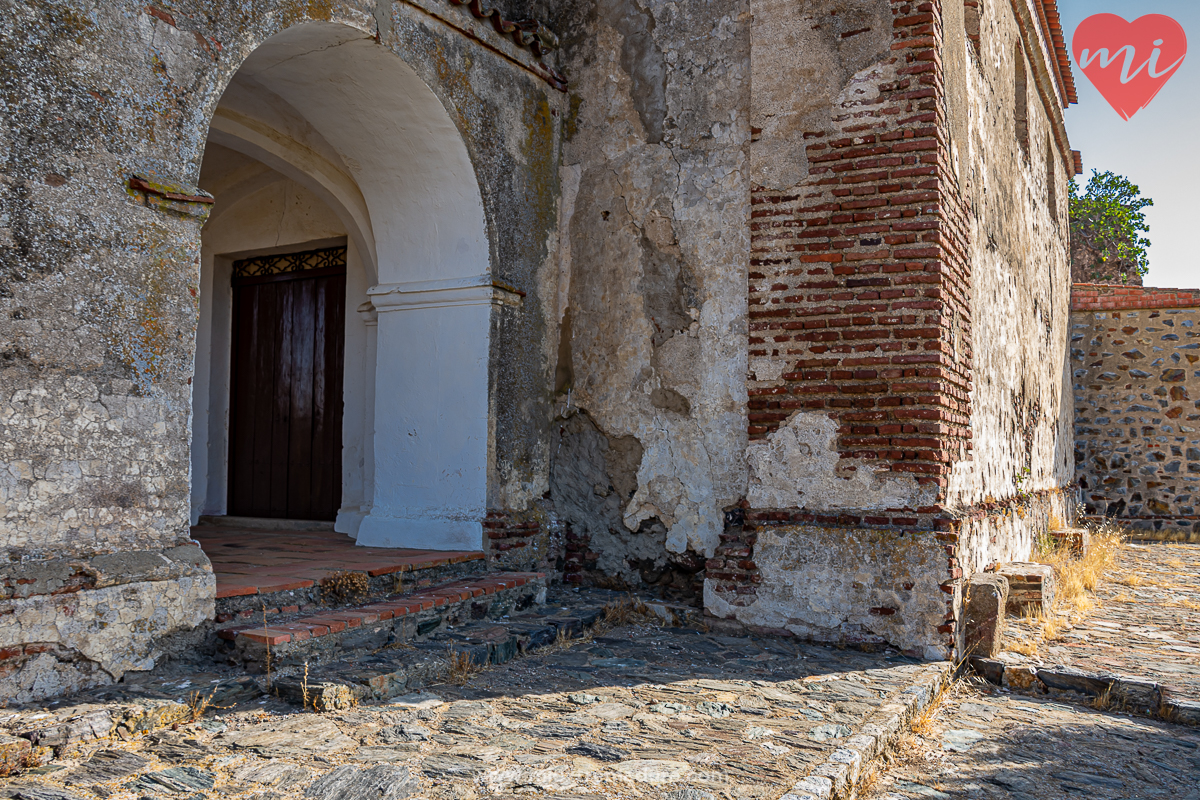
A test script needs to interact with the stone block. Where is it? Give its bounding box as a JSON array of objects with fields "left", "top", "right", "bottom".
[
  {"left": 993, "top": 562, "right": 1056, "bottom": 615},
  {"left": 274, "top": 678, "right": 356, "bottom": 712},
  {"left": 1001, "top": 665, "right": 1041, "bottom": 692},
  {"left": 1109, "top": 677, "right": 1161, "bottom": 714},
  {"left": 968, "top": 656, "right": 1004, "bottom": 685},
  {"left": 1164, "top": 697, "right": 1200, "bottom": 727},
  {"left": 1036, "top": 666, "right": 1112, "bottom": 696},
  {"left": 963, "top": 573, "right": 1009, "bottom": 658},
  {"left": 0, "top": 734, "right": 32, "bottom": 777}
]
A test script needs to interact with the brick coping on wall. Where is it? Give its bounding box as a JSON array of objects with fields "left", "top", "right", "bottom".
[{"left": 1071, "top": 283, "right": 1200, "bottom": 312}]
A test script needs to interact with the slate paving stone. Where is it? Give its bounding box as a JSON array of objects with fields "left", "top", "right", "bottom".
[
  {"left": 232, "top": 760, "right": 310, "bottom": 789},
  {"left": 419, "top": 754, "right": 486, "bottom": 778},
  {"left": 527, "top": 723, "right": 589, "bottom": 739},
  {"left": 145, "top": 735, "right": 207, "bottom": 763},
  {"left": 566, "top": 742, "right": 628, "bottom": 762},
  {"left": 0, "top": 788, "right": 89, "bottom": 800},
  {"left": 304, "top": 765, "right": 418, "bottom": 800},
  {"left": 219, "top": 715, "right": 356, "bottom": 758},
  {"left": 125, "top": 766, "right": 215, "bottom": 795},
  {"left": 1001, "top": 542, "right": 1200, "bottom": 701},
  {"left": 61, "top": 750, "right": 148, "bottom": 785}
]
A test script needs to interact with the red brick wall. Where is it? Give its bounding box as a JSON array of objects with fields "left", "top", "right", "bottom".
[
  {"left": 1071, "top": 284, "right": 1200, "bottom": 312},
  {"left": 748, "top": 0, "right": 973, "bottom": 499}
]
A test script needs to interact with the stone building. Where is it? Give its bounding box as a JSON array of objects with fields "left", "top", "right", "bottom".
[
  {"left": 1072, "top": 284, "right": 1200, "bottom": 542},
  {"left": 1, "top": 0, "right": 1078, "bottom": 701}
]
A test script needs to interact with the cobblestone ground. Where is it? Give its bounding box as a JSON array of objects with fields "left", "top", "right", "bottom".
[
  {"left": 863, "top": 681, "right": 1200, "bottom": 800},
  {"left": 868, "top": 542, "right": 1200, "bottom": 800},
  {"left": 1, "top": 617, "right": 946, "bottom": 800},
  {"left": 1002, "top": 542, "right": 1200, "bottom": 700}
]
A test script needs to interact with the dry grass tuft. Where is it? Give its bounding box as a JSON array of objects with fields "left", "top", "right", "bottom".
[
  {"left": 1111, "top": 592, "right": 1136, "bottom": 603},
  {"left": 1034, "top": 521, "right": 1122, "bottom": 602},
  {"left": 1007, "top": 637, "right": 1040, "bottom": 657},
  {"left": 909, "top": 677, "right": 963, "bottom": 737},
  {"left": 1157, "top": 697, "right": 1180, "bottom": 723},
  {"left": 1091, "top": 686, "right": 1115, "bottom": 713},
  {"left": 1117, "top": 573, "right": 1143, "bottom": 587},
  {"left": 446, "top": 648, "right": 486, "bottom": 685},
  {"left": 320, "top": 570, "right": 371, "bottom": 605},
  {"left": 602, "top": 596, "right": 654, "bottom": 628},
  {"left": 1011, "top": 520, "right": 1126, "bottom": 646},
  {"left": 186, "top": 690, "right": 215, "bottom": 721}
]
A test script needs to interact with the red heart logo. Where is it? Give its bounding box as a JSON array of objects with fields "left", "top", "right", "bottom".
[{"left": 1072, "top": 14, "right": 1187, "bottom": 120}]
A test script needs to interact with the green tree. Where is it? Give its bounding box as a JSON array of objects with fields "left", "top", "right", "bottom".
[{"left": 1069, "top": 170, "right": 1153, "bottom": 284}]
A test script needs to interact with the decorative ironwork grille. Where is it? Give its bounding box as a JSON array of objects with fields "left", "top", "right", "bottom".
[{"left": 232, "top": 246, "right": 346, "bottom": 278}]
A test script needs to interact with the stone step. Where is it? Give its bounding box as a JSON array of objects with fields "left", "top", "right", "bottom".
[
  {"left": 1, "top": 587, "right": 629, "bottom": 764},
  {"left": 272, "top": 601, "right": 613, "bottom": 709},
  {"left": 216, "top": 572, "right": 548, "bottom": 671}
]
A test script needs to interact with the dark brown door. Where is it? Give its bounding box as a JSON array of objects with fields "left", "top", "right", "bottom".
[{"left": 228, "top": 246, "right": 346, "bottom": 520}]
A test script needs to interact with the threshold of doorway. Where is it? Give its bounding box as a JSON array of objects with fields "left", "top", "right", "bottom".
[{"left": 197, "top": 515, "right": 335, "bottom": 532}]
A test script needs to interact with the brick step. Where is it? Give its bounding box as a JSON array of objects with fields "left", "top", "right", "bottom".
[
  {"left": 211, "top": 550, "right": 488, "bottom": 624},
  {"left": 216, "top": 572, "right": 547, "bottom": 670}
]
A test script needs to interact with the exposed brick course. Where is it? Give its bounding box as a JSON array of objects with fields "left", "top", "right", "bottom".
[
  {"left": 1071, "top": 284, "right": 1200, "bottom": 313},
  {"left": 748, "top": 0, "right": 973, "bottom": 492}
]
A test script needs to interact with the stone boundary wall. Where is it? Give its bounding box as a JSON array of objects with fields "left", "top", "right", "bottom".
[{"left": 1071, "top": 283, "right": 1200, "bottom": 541}]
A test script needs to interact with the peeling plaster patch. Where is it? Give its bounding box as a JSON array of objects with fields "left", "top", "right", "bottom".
[
  {"left": 706, "top": 526, "right": 951, "bottom": 660},
  {"left": 747, "top": 412, "right": 934, "bottom": 510},
  {"left": 749, "top": 0, "right": 891, "bottom": 190},
  {"left": 555, "top": 0, "right": 749, "bottom": 563},
  {"left": 748, "top": 357, "right": 784, "bottom": 382}
]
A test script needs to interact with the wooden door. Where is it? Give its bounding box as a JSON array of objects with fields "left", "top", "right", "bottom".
[{"left": 228, "top": 246, "right": 346, "bottom": 520}]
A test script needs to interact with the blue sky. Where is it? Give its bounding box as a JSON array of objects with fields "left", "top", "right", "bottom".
[{"left": 1058, "top": 1, "right": 1198, "bottom": 287}]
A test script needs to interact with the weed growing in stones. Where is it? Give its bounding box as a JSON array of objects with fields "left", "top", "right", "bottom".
[
  {"left": 320, "top": 570, "right": 370, "bottom": 605},
  {"left": 447, "top": 648, "right": 485, "bottom": 685}
]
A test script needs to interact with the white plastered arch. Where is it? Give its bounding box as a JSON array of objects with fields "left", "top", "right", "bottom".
[{"left": 194, "top": 21, "right": 495, "bottom": 550}]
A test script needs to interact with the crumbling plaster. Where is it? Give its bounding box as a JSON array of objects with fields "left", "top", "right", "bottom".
[
  {"left": 705, "top": 525, "right": 952, "bottom": 660},
  {"left": 748, "top": 412, "right": 938, "bottom": 511},
  {"left": 551, "top": 0, "right": 750, "bottom": 567}
]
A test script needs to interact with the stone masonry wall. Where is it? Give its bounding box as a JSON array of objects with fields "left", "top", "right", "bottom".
[
  {"left": 1, "top": 0, "right": 566, "bottom": 701},
  {"left": 1071, "top": 284, "right": 1200, "bottom": 542},
  {"left": 709, "top": 0, "right": 1076, "bottom": 659}
]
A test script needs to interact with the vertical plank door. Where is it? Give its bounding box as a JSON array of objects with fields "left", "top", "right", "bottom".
[{"left": 228, "top": 247, "right": 345, "bottom": 520}]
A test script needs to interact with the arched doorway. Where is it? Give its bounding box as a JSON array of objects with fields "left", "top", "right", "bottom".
[{"left": 191, "top": 22, "right": 492, "bottom": 555}]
